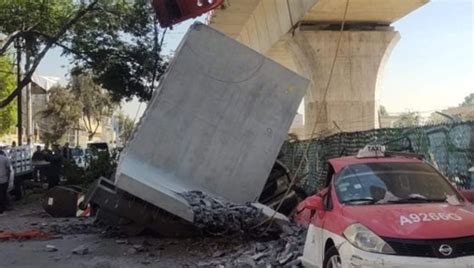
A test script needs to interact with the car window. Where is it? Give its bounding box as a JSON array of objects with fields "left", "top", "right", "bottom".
[{"left": 335, "top": 162, "right": 461, "bottom": 205}]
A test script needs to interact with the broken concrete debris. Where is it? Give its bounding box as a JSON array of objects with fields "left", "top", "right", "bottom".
[
  {"left": 141, "top": 260, "right": 152, "bottom": 265},
  {"left": 259, "top": 224, "right": 305, "bottom": 266},
  {"left": 211, "top": 250, "right": 226, "bottom": 258},
  {"left": 179, "top": 191, "right": 270, "bottom": 235},
  {"left": 45, "top": 245, "right": 58, "bottom": 252},
  {"left": 127, "top": 247, "right": 138, "bottom": 255},
  {"left": 194, "top": 224, "right": 306, "bottom": 267},
  {"left": 132, "top": 244, "right": 146, "bottom": 252},
  {"left": 72, "top": 245, "right": 89, "bottom": 255}
]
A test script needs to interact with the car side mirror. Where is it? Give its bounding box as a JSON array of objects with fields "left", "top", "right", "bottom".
[{"left": 304, "top": 195, "right": 325, "bottom": 211}]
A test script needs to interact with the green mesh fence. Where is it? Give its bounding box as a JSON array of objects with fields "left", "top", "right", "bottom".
[{"left": 280, "top": 121, "right": 474, "bottom": 195}]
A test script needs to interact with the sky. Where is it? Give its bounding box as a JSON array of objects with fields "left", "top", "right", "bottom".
[
  {"left": 380, "top": 0, "right": 473, "bottom": 115},
  {"left": 36, "top": 0, "right": 473, "bottom": 118}
]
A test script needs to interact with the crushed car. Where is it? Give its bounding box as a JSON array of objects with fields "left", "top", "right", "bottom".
[{"left": 294, "top": 145, "right": 474, "bottom": 268}]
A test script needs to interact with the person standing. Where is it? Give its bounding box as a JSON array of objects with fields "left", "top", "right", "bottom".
[
  {"left": 0, "top": 150, "right": 12, "bottom": 215},
  {"left": 46, "top": 145, "right": 63, "bottom": 189},
  {"left": 62, "top": 142, "right": 72, "bottom": 161},
  {"left": 32, "top": 146, "right": 45, "bottom": 182},
  {"left": 40, "top": 144, "right": 52, "bottom": 183},
  {"left": 42, "top": 143, "right": 52, "bottom": 157}
]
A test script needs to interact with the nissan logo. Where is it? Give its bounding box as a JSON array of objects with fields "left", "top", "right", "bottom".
[{"left": 439, "top": 244, "right": 453, "bottom": 256}]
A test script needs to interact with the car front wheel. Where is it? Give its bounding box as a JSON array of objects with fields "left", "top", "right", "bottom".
[{"left": 323, "top": 246, "right": 342, "bottom": 268}]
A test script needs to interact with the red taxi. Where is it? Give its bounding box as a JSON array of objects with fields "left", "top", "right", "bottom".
[{"left": 294, "top": 145, "right": 474, "bottom": 268}]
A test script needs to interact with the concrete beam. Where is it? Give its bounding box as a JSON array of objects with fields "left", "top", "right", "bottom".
[
  {"left": 210, "top": 0, "right": 427, "bottom": 54},
  {"left": 210, "top": 0, "right": 316, "bottom": 54},
  {"left": 209, "top": 0, "right": 428, "bottom": 138},
  {"left": 115, "top": 24, "right": 308, "bottom": 221},
  {"left": 304, "top": 0, "right": 429, "bottom": 24}
]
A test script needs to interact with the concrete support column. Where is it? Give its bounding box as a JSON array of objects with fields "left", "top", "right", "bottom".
[{"left": 270, "top": 29, "right": 400, "bottom": 139}]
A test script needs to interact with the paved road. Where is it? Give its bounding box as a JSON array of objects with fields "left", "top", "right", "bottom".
[{"left": 0, "top": 198, "right": 253, "bottom": 268}]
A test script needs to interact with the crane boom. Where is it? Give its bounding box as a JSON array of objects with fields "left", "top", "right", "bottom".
[{"left": 152, "top": 0, "right": 223, "bottom": 28}]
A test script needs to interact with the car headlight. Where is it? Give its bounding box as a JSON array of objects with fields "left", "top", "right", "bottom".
[{"left": 343, "top": 223, "right": 395, "bottom": 254}]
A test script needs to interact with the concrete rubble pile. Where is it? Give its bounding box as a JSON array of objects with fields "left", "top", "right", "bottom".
[
  {"left": 179, "top": 191, "right": 267, "bottom": 235},
  {"left": 85, "top": 22, "right": 309, "bottom": 241},
  {"left": 197, "top": 224, "right": 307, "bottom": 267}
]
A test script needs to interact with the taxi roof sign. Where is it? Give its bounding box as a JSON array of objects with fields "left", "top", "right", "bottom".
[{"left": 357, "top": 144, "right": 386, "bottom": 158}]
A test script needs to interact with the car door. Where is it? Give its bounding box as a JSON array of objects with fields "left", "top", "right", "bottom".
[{"left": 302, "top": 164, "right": 338, "bottom": 266}]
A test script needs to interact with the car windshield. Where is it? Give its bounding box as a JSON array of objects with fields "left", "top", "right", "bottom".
[{"left": 335, "top": 162, "right": 462, "bottom": 205}]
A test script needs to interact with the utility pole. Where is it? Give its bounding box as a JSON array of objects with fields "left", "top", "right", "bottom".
[
  {"left": 15, "top": 38, "right": 22, "bottom": 146},
  {"left": 25, "top": 40, "right": 32, "bottom": 144}
]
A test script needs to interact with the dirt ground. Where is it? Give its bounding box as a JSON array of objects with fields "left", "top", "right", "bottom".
[{"left": 0, "top": 194, "right": 258, "bottom": 268}]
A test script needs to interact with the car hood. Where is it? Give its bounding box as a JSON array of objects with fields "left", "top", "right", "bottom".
[{"left": 341, "top": 202, "right": 474, "bottom": 239}]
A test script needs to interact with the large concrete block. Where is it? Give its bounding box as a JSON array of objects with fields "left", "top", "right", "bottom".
[{"left": 115, "top": 23, "right": 309, "bottom": 222}]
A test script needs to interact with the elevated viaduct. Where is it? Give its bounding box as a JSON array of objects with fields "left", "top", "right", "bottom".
[{"left": 209, "top": 0, "right": 429, "bottom": 138}]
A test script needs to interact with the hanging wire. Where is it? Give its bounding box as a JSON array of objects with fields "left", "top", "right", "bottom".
[
  {"left": 134, "top": 16, "right": 169, "bottom": 125},
  {"left": 255, "top": 0, "right": 352, "bottom": 232}
]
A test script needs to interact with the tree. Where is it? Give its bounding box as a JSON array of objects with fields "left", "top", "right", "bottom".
[
  {"left": 38, "top": 86, "right": 82, "bottom": 144},
  {"left": 0, "top": 0, "right": 99, "bottom": 108},
  {"left": 0, "top": 0, "right": 167, "bottom": 108},
  {"left": 116, "top": 112, "right": 135, "bottom": 143},
  {"left": 0, "top": 56, "right": 16, "bottom": 135},
  {"left": 427, "top": 112, "right": 449, "bottom": 125},
  {"left": 460, "top": 93, "right": 474, "bottom": 107},
  {"left": 67, "top": 0, "right": 168, "bottom": 102},
  {"left": 71, "top": 74, "right": 118, "bottom": 141},
  {"left": 394, "top": 111, "right": 421, "bottom": 128},
  {"left": 379, "top": 105, "right": 388, "bottom": 116}
]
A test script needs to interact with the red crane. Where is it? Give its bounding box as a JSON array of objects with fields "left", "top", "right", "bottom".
[{"left": 152, "top": 0, "right": 224, "bottom": 28}]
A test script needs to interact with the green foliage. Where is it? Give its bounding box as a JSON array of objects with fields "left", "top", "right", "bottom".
[
  {"left": 0, "top": 0, "right": 167, "bottom": 103},
  {"left": 0, "top": 56, "right": 16, "bottom": 135},
  {"left": 460, "top": 93, "right": 474, "bottom": 107},
  {"left": 0, "top": 0, "right": 74, "bottom": 54},
  {"left": 65, "top": 147, "right": 119, "bottom": 187},
  {"left": 0, "top": 0, "right": 74, "bottom": 36},
  {"left": 71, "top": 73, "right": 118, "bottom": 140},
  {"left": 426, "top": 112, "right": 449, "bottom": 125},
  {"left": 394, "top": 111, "right": 421, "bottom": 128},
  {"left": 65, "top": 0, "right": 168, "bottom": 102},
  {"left": 378, "top": 105, "right": 388, "bottom": 116},
  {"left": 83, "top": 149, "right": 116, "bottom": 184},
  {"left": 116, "top": 112, "right": 135, "bottom": 143},
  {"left": 63, "top": 159, "right": 85, "bottom": 186},
  {"left": 39, "top": 86, "right": 83, "bottom": 143}
]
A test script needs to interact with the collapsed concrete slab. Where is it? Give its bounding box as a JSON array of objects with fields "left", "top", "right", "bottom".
[{"left": 114, "top": 22, "right": 309, "bottom": 224}]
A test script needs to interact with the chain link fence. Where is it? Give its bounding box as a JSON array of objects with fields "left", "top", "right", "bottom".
[{"left": 280, "top": 121, "right": 474, "bottom": 195}]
